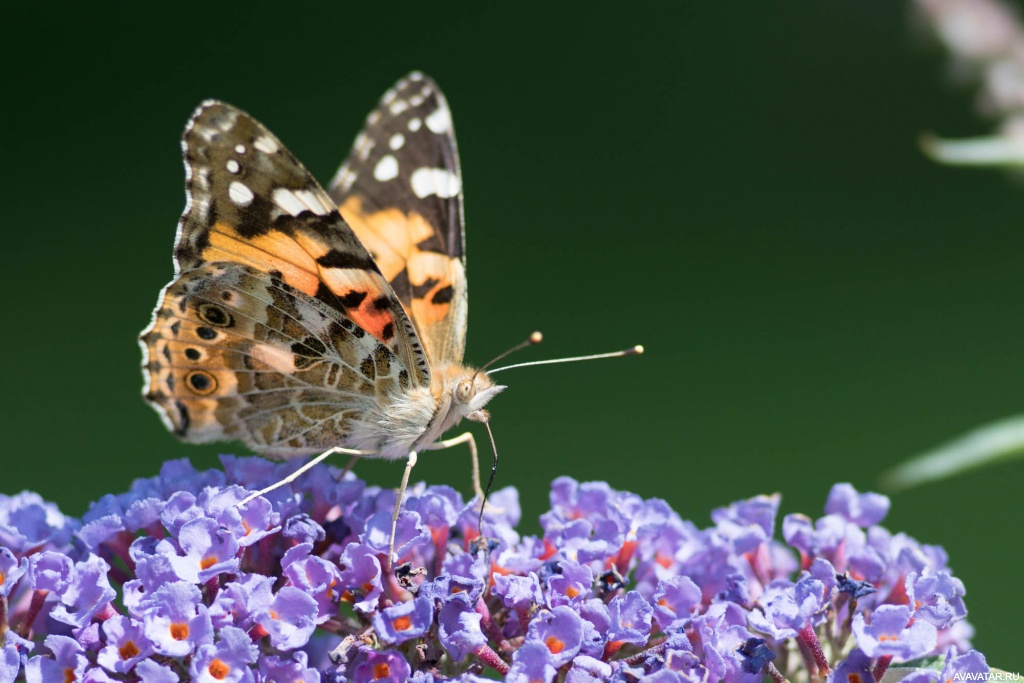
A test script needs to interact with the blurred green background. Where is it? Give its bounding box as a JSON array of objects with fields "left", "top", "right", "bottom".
[{"left": 4, "top": 0, "right": 1022, "bottom": 665}]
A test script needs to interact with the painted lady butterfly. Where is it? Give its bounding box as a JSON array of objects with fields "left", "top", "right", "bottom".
[{"left": 140, "top": 72, "right": 641, "bottom": 565}]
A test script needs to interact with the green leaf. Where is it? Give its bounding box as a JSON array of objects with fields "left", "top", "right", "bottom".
[
  {"left": 892, "top": 656, "right": 945, "bottom": 670},
  {"left": 920, "top": 132, "right": 1024, "bottom": 168},
  {"left": 880, "top": 414, "right": 1024, "bottom": 493},
  {"left": 879, "top": 656, "right": 1021, "bottom": 682},
  {"left": 878, "top": 656, "right": 944, "bottom": 683}
]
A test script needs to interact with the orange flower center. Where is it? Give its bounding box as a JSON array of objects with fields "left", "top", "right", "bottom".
[
  {"left": 200, "top": 556, "right": 218, "bottom": 570},
  {"left": 208, "top": 658, "right": 230, "bottom": 680},
  {"left": 118, "top": 640, "right": 140, "bottom": 660},
  {"left": 169, "top": 622, "right": 190, "bottom": 640},
  {"left": 373, "top": 663, "right": 391, "bottom": 679},
  {"left": 847, "top": 674, "right": 863, "bottom": 683},
  {"left": 393, "top": 615, "right": 412, "bottom": 631},
  {"left": 545, "top": 635, "right": 565, "bottom": 654},
  {"left": 565, "top": 586, "right": 579, "bottom": 598},
  {"left": 63, "top": 668, "right": 76, "bottom": 683}
]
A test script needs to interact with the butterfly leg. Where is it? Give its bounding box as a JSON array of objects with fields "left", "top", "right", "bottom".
[
  {"left": 426, "top": 431, "right": 484, "bottom": 504},
  {"left": 237, "top": 446, "right": 376, "bottom": 507},
  {"left": 388, "top": 450, "right": 418, "bottom": 571}
]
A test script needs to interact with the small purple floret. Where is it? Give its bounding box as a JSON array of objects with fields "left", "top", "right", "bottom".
[
  {"left": 853, "top": 604, "right": 938, "bottom": 660},
  {"left": 372, "top": 596, "right": 434, "bottom": 645},
  {"left": 825, "top": 483, "right": 891, "bottom": 527}
]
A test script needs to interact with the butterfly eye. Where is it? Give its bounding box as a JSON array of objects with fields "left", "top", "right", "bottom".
[
  {"left": 455, "top": 379, "right": 475, "bottom": 404},
  {"left": 197, "top": 303, "right": 234, "bottom": 327}
]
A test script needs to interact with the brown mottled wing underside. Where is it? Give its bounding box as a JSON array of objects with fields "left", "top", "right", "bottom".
[
  {"left": 141, "top": 262, "right": 411, "bottom": 457},
  {"left": 141, "top": 100, "right": 430, "bottom": 456},
  {"left": 327, "top": 72, "right": 468, "bottom": 366}
]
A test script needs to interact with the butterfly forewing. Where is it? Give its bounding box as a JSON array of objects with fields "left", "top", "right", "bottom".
[
  {"left": 171, "top": 101, "right": 429, "bottom": 387},
  {"left": 328, "top": 72, "right": 468, "bottom": 366},
  {"left": 142, "top": 99, "right": 434, "bottom": 456}
]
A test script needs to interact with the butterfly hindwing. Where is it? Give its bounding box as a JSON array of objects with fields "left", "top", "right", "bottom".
[
  {"left": 142, "top": 262, "right": 411, "bottom": 457},
  {"left": 170, "top": 101, "right": 429, "bottom": 388},
  {"left": 328, "top": 72, "right": 468, "bottom": 366}
]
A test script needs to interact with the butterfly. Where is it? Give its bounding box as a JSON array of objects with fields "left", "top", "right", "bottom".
[{"left": 140, "top": 72, "right": 642, "bottom": 566}]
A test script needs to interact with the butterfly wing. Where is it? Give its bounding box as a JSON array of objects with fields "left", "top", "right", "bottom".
[
  {"left": 327, "top": 72, "right": 468, "bottom": 366},
  {"left": 141, "top": 101, "right": 431, "bottom": 457},
  {"left": 141, "top": 262, "right": 415, "bottom": 457}
]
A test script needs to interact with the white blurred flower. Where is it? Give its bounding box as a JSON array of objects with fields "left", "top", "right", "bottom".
[{"left": 913, "top": 0, "right": 1024, "bottom": 167}]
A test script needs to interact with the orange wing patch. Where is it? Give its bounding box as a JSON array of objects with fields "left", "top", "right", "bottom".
[
  {"left": 201, "top": 220, "right": 401, "bottom": 348},
  {"left": 340, "top": 196, "right": 435, "bottom": 281},
  {"left": 322, "top": 282, "right": 398, "bottom": 344},
  {"left": 407, "top": 251, "right": 458, "bottom": 326},
  {"left": 203, "top": 222, "right": 322, "bottom": 296},
  {"left": 339, "top": 196, "right": 465, "bottom": 362}
]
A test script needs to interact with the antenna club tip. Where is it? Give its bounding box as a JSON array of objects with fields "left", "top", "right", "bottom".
[
  {"left": 632, "top": 345, "right": 645, "bottom": 355},
  {"left": 529, "top": 331, "right": 543, "bottom": 344}
]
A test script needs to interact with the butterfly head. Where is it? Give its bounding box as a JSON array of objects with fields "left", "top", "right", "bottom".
[{"left": 454, "top": 373, "right": 507, "bottom": 423}]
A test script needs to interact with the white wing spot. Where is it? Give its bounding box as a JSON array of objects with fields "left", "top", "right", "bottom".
[
  {"left": 389, "top": 100, "right": 409, "bottom": 116},
  {"left": 409, "top": 71, "right": 424, "bottom": 81},
  {"left": 272, "top": 188, "right": 307, "bottom": 216},
  {"left": 253, "top": 135, "right": 279, "bottom": 154},
  {"left": 410, "top": 167, "right": 460, "bottom": 199},
  {"left": 196, "top": 167, "right": 211, "bottom": 190},
  {"left": 354, "top": 133, "right": 375, "bottom": 161},
  {"left": 382, "top": 88, "right": 397, "bottom": 104},
  {"left": 408, "top": 117, "right": 422, "bottom": 132},
  {"left": 330, "top": 165, "right": 357, "bottom": 193},
  {"left": 425, "top": 106, "right": 451, "bottom": 134},
  {"left": 193, "top": 196, "right": 210, "bottom": 222},
  {"left": 374, "top": 155, "right": 400, "bottom": 182},
  {"left": 234, "top": 144, "right": 246, "bottom": 154},
  {"left": 194, "top": 124, "right": 218, "bottom": 143},
  {"left": 389, "top": 133, "right": 405, "bottom": 150},
  {"left": 409, "top": 94, "right": 425, "bottom": 107},
  {"left": 296, "top": 189, "right": 333, "bottom": 215},
  {"left": 272, "top": 187, "right": 331, "bottom": 216},
  {"left": 367, "top": 110, "right": 382, "bottom": 125},
  {"left": 228, "top": 181, "right": 254, "bottom": 206},
  {"left": 225, "top": 159, "right": 240, "bottom": 174}
]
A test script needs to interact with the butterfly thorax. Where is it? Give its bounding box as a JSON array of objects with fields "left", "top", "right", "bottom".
[{"left": 346, "top": 362, "right": 503, "bottom": 460}]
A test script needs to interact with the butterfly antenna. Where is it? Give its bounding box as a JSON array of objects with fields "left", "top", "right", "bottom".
[
  {"left": 473, "top": 331, "right": 544, "bottom": 380},
  {"left": 478, "top": 419, "right": 501, "bottom": 536},
  {"left": 488, "top": 344, "right": 644, "bottom": 375}
]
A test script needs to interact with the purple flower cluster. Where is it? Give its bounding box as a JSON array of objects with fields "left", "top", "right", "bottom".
[{"left": 0, "top": 459, "right": 991, "bottom": 682}]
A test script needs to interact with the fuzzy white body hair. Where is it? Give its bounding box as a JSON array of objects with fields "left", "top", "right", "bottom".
[
  {"left": 344, "top": 363, "right": 504, "bottom": 460},
  {"left": 346, "top": 386, "right": 442, "bottom": 459}
]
